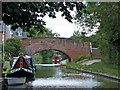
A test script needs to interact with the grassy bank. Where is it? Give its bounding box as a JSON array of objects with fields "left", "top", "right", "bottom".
[
  {"left": 61, "top": 67, "right": 79, "bottom": 74},
  {"left": 65, "top": 62, "right": 120, "bottom": 77}
]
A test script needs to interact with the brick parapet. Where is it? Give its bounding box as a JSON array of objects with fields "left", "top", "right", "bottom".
[{"left": 22, "top": 37, "right": 90, "bottom": 62}]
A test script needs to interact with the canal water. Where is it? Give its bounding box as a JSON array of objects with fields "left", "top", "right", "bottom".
[{"left": 3, "top": 64, "right": 120, "bottom": 89}]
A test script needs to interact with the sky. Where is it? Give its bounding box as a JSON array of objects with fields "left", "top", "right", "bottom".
[
  {"left": 42, "top": 12, "right": 80, "bottom": 38},
  {"left": 40, "top": 11, "right": 98, "bottom": 38}
]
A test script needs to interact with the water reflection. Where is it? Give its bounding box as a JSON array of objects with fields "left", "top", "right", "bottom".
[
  {"left": 35, "top": 66, "right": 56, "bottom": 78},
  {"left": 29, "top": 66, "right": 101, "bottom": 88},
  {"left": 3, "top": 64, "right": 120, "bottom": 89},
  {"left": 32, "top": 78, "right": 101, "bottom": 88}
]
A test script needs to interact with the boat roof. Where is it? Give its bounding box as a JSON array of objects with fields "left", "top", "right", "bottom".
[{"left": 13, "top": 55, "right": 31, "bottom": 59}]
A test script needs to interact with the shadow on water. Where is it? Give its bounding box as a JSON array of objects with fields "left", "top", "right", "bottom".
[
  {"left": 2, "top": 64, "right": 120, "bottom": 89},
  {"left": 35, "top": 66, "right": 56, "bottom": 78}
]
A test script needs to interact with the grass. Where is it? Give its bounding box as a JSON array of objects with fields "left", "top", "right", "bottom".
[
  {"left": 61, "top": 67, "right": 79, "bottom": 74},
  {"left": 65, "top": 62, "right": 120, "bottom": 77}
]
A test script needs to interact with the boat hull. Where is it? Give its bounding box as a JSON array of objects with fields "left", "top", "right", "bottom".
[
  {"left": 7, "top": 68, "right": 35, "bottom": 79},
  {"left": 5, "top": 77, "right": 26, "bottom": 85}
]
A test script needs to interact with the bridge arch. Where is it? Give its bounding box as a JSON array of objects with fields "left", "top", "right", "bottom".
[
  {"left": 22, "top": 37, "right": 90, "bottom": 62},
  {"left": 34, "top": 49, "right": 73, "bottom": 62}
]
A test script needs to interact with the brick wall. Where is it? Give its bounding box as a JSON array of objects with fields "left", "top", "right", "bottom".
[{"left": 22, "top": 37, "right": 90, "bottom": 62}]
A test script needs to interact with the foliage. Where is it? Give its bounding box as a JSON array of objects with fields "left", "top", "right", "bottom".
[
  {"left": 32, "top": 54, "right": 42, "bottom": 64},
  {"left": 40, "top": 50, "right": 54, "bottom": 64},
  {"left": 4, "top": 36, "right": 22, "bottom": 56},
  {"left": 76, "top": 55, "right": 85, "bottom": 62},
  {"left": 75, "top": 2, "right": 120, "bottom": 65},
  {"left": 2, "top": 2, "right": 85, "bottom": 32},
  {"left": 71, "top": 30, "right": 87, "bottom": 42},
  {"left": 19, "top": 48, "right": 26, "bottom": 55},
  {"left": 3, "top": 66, "right": 10, "bottom": 74},
  {"left": 76, "top": 59, "right": 89, "bottom": 64},
  {"left": 75, "top": 54, "right": 91, "bottom": 63},
  {"left": 4, "top": 54, "right": 9, "bottom": 61},
  {"left": 75, "top": 2, "right": 100, "bottom": 33},
  {"left": 27, "top": 26, "right": 60, "bottom": 37},
  {"left": 38, "top": 49, "right": 69, "bottom": 64},
  {"left": 94, "top": 3, "right": 119, "bottom": 65},
  {"left": 70, "top": 30, "right": 98, "bottom": 48},
  {"left": 88, "top": 35, "right": 98, "bottom": 48}
]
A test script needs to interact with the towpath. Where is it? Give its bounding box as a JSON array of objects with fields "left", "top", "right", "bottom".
[{"left": 80, "top": 59, "right": 101, "bottom": 66}]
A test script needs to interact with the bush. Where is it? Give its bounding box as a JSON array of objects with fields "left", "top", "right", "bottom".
[
  {"left": 3, "top": 66, "right": 10, "bottom": 74},
  {"left": 86, "top": 54, "right": 91, "bottom": 60},
  {"left": 76, "top": 59, "right": 89, "bottom": 64},
  {"left": 76, "top": 55, "right": 85, "bottom": 62},
  {"left": 5, "top": 54, "right": 9, "bottom": 61},
  {"left": 4, "top": 35, "right": 22, "bottom": 56},
  {"left": 75, "top": 54, "right": 91, "bottom": 63}
]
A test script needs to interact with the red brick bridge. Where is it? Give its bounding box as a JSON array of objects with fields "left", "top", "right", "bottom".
[{"left": 22, "top": 37, "right": 90, "bottom": 62}]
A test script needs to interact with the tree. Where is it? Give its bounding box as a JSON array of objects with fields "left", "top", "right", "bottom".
[
  {"left": 75, "top": 2, "right": 100, "bottom": 34},
  {"left": 75, "top": 2, "right": 120, "bottom": 65},
  {"left": 71, "top": 30, "right": 98, "bottom": 48},
  {"left": 4, "top": 36, "right": 22, "bottom": 56},
  {"left": 27, "top": 26, "right": 60, "bottom": 37},
  {"left": 71, "top": 30, "right": 88, "bottom": 42},
  {"left": 2, "top": 2, "right": 85, "bottom": 32}
]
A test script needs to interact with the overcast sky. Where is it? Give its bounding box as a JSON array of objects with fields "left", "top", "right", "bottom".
[
  {"left": 40, "top": 11, "right": 98, "bottom": 38},
  {"left": 42, "top": 12, "right": 80, "bottom": 38}
]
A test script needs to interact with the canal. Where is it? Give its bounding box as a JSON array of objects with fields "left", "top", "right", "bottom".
[{"left": 2, "top": 64, "right": 120, "bottom": 89}]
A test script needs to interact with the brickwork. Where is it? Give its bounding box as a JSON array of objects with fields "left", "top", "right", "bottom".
[{"left": 22, "top": 37, "right": 90, "bottom": 62}]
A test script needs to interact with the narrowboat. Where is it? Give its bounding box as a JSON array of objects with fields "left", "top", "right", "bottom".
[
  {"left": 52, "top": 54, "right": 62, "bottom": 64},
  {"left": 6, "top": 52, "right": 36, "bottom": 79}
]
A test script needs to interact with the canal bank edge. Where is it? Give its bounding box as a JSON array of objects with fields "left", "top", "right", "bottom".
[{"left": 66, "top": 66, "right": 120, "bottom": 81}]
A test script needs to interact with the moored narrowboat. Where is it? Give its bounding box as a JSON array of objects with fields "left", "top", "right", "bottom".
[
  {"left": 52, "top": 54, "right": 62, "bottom": 64},
  {"left": 6, "top": 52, "right": 36, "bottom": 79}
]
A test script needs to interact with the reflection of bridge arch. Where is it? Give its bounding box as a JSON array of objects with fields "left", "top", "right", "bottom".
[
  {"left": 34, "top": 49, "right": 72, "bottom": 62},
  {"left": 22, "top": 37, "right": 90, "bottom": 62}
]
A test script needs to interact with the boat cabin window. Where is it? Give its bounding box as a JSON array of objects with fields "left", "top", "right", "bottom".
[{"left": 24, "top": 58, "right": 33, "bottom": 68}]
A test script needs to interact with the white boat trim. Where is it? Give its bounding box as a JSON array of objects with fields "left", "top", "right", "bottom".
[
  {"left": 5, "top": 77, "right": 26, "bottom": 85},
  {"left": 35, "top": 64, "right": 60, "bottom": 66}
]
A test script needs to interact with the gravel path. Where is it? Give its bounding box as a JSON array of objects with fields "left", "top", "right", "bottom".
[
  {"left": 80, "top": 59, "right": 101, "bottom": 66},
  {"left": 60, "top": 59, "right": 101, "bottom": 65}
]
